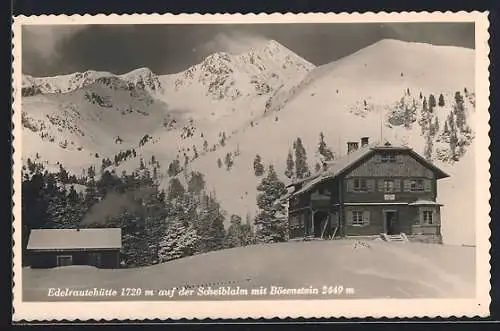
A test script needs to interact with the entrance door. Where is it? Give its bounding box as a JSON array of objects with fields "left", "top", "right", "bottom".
[
  {"left": 88, "top": 252, "right": 102, "bottom": 267},
  {"left": 313, "top": 211, "right": 329, "bottom": 238},
  {"left": 384, "top": 210, "right": 398, "bottom": 235}
]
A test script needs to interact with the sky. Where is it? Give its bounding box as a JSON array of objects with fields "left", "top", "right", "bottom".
[{"left": 22, "top": 23, "right": 475, "bottom": 77}]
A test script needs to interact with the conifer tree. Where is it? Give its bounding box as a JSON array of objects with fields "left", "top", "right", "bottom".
[
  {"left": 224, "top": 152, "right": 234, "bottom": 171},
  {"left": 318, "top": 132, "right": 335, "bottom": 161},
  {"left": 167, "top": 178, "right": 185, "bottom": 201},
  {"left": 195, "top": 191, "right": 226, "bottom": 253},
  {"left": 434, "top": 117, "right": 440, "bottom": 135},
  {"left": 220, "top": 132, "right": 227, "bottom": 146},
  {"left": 253, "top": 154, "right": 265, "bottom": 176},
  {"left": 254, "top": 165, "right": 288, "bottom": 243},
  {"left": 158, "top": 219, "right": 200, "bottom": 262},
  {"left": 294, "top": 138, "right": 310, "bottom": 179},
  {"left": 188, "top": 171, "right": 206, "bottom": 195},
  {"left": 192, "top": 145, "right": 199, "bottom": 159},
  {"left": 224, "top": 214, "right": 245, "bottom": 248},
  {"left": 167, "top": 159, "right": 181, "bottom": 177},
  {"left": 438, "top": 93, "right": 445, "bottom": 107},
  {"left": 424, "top": 135, "right": 433, "bottom": 161},
  {"left": 443, "top": 120, "right": 449, "bottom": 134},
  {"left": 284, "top": 150, "right": 295, "bottom": 179},
  {"left": 429, "top": 94, "right": 437, "bottom": 108},
  {"left": 454, "top": 91, "right": 466, "bottom": 131}
]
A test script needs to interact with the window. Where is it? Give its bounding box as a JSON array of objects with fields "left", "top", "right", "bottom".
[
  {"left": 353, "top": 179, "right": 367, "bottom": 192},
  {"left": 423, "top": 211, "right": 433, "bottom": 224},
  {"left": 352, "top": 211, "right": 364, "bottom": 225},
  {"left": 383, "top": 180, "right": 395, "bottom": 193},
  {"left": 410, "top": 179, "right": 424, "bottom": 192},
  {"left": 381, "top": 152, "right": 397, "bottom": 163},
  {"left": 57, "top": 255, "right": 73, "bottom": 267}
]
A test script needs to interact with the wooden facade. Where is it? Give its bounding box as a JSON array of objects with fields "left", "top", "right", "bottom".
[
  {"left": 287, "top": 141, "right": 449, "bottom": 241},
  {"left": 29, "top": 248, "right": 120, "bottom": 269},
  {"left": 27, "top": 228, "right": 122, "bottom": 269}
]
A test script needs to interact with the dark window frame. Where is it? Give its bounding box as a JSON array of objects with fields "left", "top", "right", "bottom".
[
  {"left": 352, "top": 210, "right": 364, "bottom": 226},
  {"left": 410, "top": 179, "right": 424, "bottom": 192},
  {"left": 381, "top": 152, "right": 397, "bottom": 163},
  {"left": 383, "top": 179, "right": 395, "bottom": 193},
  {"left": 423, "top": 210, "right": 433, "bottom": 224},
  {"left": 353, "top": 178, "right": 368, "bottom": 192}
]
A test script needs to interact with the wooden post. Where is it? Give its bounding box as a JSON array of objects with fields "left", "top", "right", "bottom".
[{"left": 311, "top": 209, "right": 315, "bottom": 236}]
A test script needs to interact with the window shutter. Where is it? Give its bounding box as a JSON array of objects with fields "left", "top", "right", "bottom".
[
  {"left": 403, "top": 179, "right": 411, "bottom": 192},
  {"left": 366, "top": 179, "right": 375, "bottom": 192},
  {"left": 346, "top": 210, "right": 353, "bottom": 225},
  {"left": 377, "top": 180, "right": 384, "bottom": 192},
  {"left": 424, "top": 179, "right": 432, "bottom": 192},
  {"left": 394, "top": 179, "right": 401, "bottom": 192},
  {"left": 362, "top": 211, "right": 370, "bottom": 225}
]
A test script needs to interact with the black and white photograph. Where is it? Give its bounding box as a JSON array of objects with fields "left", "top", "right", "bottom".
[{"left": 12, "top": 12, "right": 491, "bottom": 320}]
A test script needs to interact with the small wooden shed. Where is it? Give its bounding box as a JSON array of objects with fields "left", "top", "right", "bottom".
[{"left": 27, "top": 228, "right": 122, "bottom": 269}]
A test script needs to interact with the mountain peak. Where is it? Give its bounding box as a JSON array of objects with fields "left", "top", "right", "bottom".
[{"left": 121, "top": 67, "right": 155, "bottom": 78}]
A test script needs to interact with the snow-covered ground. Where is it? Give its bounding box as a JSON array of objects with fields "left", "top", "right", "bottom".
[{"left": 23, "top": 240, "right": 475, "bottom": 301}]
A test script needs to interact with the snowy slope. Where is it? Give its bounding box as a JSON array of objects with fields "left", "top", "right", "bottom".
[
  {"left": 23, "top": 241, "right": 476, "bottom": 301},
  {"left": 20, "top": 39, "right": 477, "bottom": 245}
]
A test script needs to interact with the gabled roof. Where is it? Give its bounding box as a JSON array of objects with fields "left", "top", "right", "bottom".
[
  {"left": 288, "top": 142, "right": 450, "bottom": 198},
  {"left": 27, "top": 228, "right": 122, "bottom": 251}
]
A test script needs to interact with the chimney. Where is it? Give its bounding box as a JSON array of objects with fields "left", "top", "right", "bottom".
[
  {"left": 361, "top": 137, "right": 369, "bottom": 147},
  {"left": 347, "top": 141, "right": 359, "bottom": 154}
]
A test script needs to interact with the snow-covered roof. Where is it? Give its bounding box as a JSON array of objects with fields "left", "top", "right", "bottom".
[
  {"left": 27, "top": 228, "right": 122, "bottom": 251},
  {"left": 288, "top": 141, "right": 450, "bottom": 198}
]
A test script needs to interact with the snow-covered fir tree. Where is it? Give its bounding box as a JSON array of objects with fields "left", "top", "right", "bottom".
[
  {"left": 253, "top": 154, "right": 265, "bottom": 176},
  {"left": 157, "top": 219, "right": 200, "bottom": 262},
  {"left": 194, "top": 191, "right": 226, "bottom": 253},
  {"left": 254, "top": 164, "right": 288, "bottom": 243},
  {"left": 224, "top": 214, "right": 250, "bottom": 248}
]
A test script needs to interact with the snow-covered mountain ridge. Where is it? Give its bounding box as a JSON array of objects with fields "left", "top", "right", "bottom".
[{"left": 20, "top": 38, "right": 477, "bottom": 245}]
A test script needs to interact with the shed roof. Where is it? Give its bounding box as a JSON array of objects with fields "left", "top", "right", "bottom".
[
  {"left": 27, "top": 228, "right": 122, "bottom": 251},
  {"left": 288, "top": 141, "right": 450, "bottom": 198}
]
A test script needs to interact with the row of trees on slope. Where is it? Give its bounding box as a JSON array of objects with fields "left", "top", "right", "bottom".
[
  {"left": 418, "top": 90, "right": 474, "bottom": 163},
  {"left": 21, "top": 158, "right": 255, "bottom": 268},
  {"left": 253, "top": 133, "right": 336, "bottom": 180}
]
